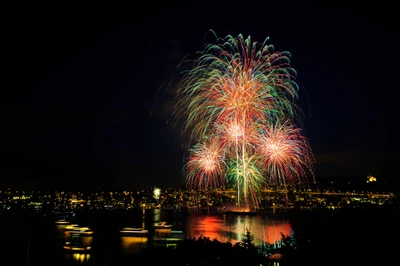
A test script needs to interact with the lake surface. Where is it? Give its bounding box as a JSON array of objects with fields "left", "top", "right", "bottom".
[
  {"left": 1, "top": 209, "right": 292, "bottom": 265},
  {"left": 2, "top": 207, "right": 400, "bottom": 265},
  {"left": 184, "top": 212, "right": 291, "bottom": 246}
]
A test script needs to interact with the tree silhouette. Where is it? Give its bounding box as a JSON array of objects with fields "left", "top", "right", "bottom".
[{"left": 241, "top": 229, "right": 255, "bottom": 249}]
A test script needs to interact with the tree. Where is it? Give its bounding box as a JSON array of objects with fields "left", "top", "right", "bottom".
[{"left": 241, "top": 229, "right": 255, "bottom": 249}]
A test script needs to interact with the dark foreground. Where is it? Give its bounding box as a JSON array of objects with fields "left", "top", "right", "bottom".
[{"left": 1, "top": 207, "right": 399, "bottom": 265}]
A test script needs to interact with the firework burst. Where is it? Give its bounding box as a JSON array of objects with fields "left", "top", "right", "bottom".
[
  {"left": 185, "top": 137, "right": 226, "bottom": 190},
  {"left": 175, "top": 33, "right": 299, "bottom": 142},
  {"left": 257, "top": 119, "right": 315, "bottom": 188},
  {"left": 172, "top": 31, "right": 315, "bottom": 210}
]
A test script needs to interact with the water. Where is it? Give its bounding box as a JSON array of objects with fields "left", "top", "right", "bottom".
[
  {"left": 1, "top": 209, "right": 291, "bottom": 265},
  {"left": 2, "top": 208, "right": 400, "bottom": 265},
  {"left": 184, "top": 213, "right": 291, "bottom": 246}
]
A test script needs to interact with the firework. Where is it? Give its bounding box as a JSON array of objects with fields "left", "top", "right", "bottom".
[
  {"left": 185, "top": 137, "right": 226, "bottom": 190},
  {"left": 227, "top": 153, "right": 265, "bottom": 209},
  {"left": 173, "top": 31, "right": 314, "bottom": 210},
  {"left": 175, "top": 33, "right": 299, "bottom": 141},
  {"left": 256, "top": 119, "right": 315, "bottom": 188}
]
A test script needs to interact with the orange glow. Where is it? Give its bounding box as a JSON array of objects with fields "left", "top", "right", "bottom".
[
  {"left": 120, "top": 236, "right": 148, "bottom": 254},
  {"left": 185, "top": 215, "right": 291, "bottom": 246},
  {"left": 71, "top": 253, "right": 91, "bottom": 263},
  {"left": 227, "top": 122, "right": 243, "bottom": 140},
  {"left": 154, "top": 228, "right": 172, "bottom": 236}
]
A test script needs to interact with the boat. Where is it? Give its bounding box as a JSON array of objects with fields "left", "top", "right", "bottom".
[
  {"left": 70, "top": 227, "right": 94, "bottom": 235},
  {"left": 63, "top": 234, "right": 93, "bottom": 252},
  {"left": 55, "top": 219, "right": 70, "bottom": 229},
  {"left": 64, "top": 224, "right": 94, "bottom": 235},
  {"left": 63, "top": 242, "right": 92, "bottom": 252},
  {"left": 55, "top": 219, "right": 70, "bottom": 225},
  {"left": 154, "top": 222, "right": 173, "bottom": 229},
  {"left": 119, "top": 227, "right": 149, "bottom": 236},
  {"left": 64, "top": 224, "right": 80, "bottom": 231}
]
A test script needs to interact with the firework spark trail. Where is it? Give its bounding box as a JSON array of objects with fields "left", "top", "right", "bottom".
[
  {"left": 174, "top": 31, "right": 315, "bottom": 209},
  {"left": 227, "top": 153, "right": 265, "bottom": 209},
  {"left": 257, "top": 119, "right": 315, "bottom": 188},
  {"left": 176, "top": 34, "right": 299, "bottom": 142},
  {"left": 185, "top": 137, "right": 226, "bottom": 190}
]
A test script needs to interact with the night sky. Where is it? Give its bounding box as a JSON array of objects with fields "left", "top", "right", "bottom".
[{"left": 2, "top": 1, "right": 399, "bottom": 190}]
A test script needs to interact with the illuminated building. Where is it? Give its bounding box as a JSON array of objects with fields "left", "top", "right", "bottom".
[{"left": 366, "top": 175, "right": 377, "bottom": 183}]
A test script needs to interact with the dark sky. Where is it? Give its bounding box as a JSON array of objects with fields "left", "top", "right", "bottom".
[{"left": 2, "top": 1, "right": 399, "bottom": 190}]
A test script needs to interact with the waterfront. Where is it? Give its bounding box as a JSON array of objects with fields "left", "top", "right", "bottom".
[
  {"left": 1, "top": 209, "right": 292, "bottom": 265},
  {"left": 1, "top": 208, "right": 400, "bottom": 265}
]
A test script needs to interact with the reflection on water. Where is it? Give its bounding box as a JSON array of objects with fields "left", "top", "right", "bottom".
[
  {"left": 153, "top": 208, "right": 161, "bottom": 223},
  {"left": 63, "top": 233, "right": 93, "bottom": 251},
  {"left": 50, "top": 210, "right": 291, "bottom": 264},
  {"left": 65, "top": 253, "right": 91, "bottom": 263},
  {"left": 55, "top": 224, "right": 94, "bottom": 264},
  {"left": 185, "top": 214, "right": 291, "bottom": 246},
  {"left": 7, "top": 208, "right": 399, "bottom": 265},
  {"left": 120, "top": 236, "right": 148, "bottom": 254}
]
